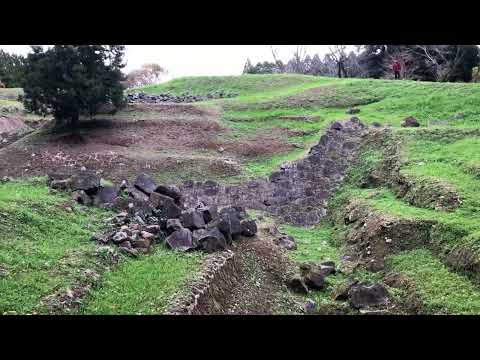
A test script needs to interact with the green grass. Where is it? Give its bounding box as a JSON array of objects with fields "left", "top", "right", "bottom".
[
  {"left": 134, "top": 74, "right": 321, "bottom": 97},
  {"left": 0, "top": 179, "right": 111, "bottom": 314},
  {"left": 281, "top": 224, "right": 340, "bottom": 264},
  {"left": 78, "top": 247, "right": 203, "bottom": 315},
  {"left": 387, "top": 249, "right": 480, "bottom": 314}
]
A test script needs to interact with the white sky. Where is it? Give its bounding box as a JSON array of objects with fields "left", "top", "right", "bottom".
[{"left": 0, "top": 45, "right": 356, "bottom": 80}]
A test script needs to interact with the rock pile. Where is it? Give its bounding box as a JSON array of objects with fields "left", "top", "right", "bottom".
[
  {"left": 126, "top": 91, "right": 238, "bottom": 104},
  {"left": 288, "top": 259, "right": 390, "bottom": 313},
  {"left": 47, "top": 171, "right": 258, "bottom": 256}
]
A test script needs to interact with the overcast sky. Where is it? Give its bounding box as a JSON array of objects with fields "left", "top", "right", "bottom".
[{"left": 0, "top": 45, "right": 356, "bottom": 80}]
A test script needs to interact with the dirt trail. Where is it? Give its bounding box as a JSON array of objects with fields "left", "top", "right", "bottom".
[{"left": 220, "top": 237, "right": 301, "bottom": 315}]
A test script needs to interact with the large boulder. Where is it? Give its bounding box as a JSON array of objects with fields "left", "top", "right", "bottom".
[
  {"left": 166, "top": 218, "right": 183, "bottom": 232},
  {"left": 126, "top": 186, "right": 149, "bottom": 202},
  {"left": 72, "top": 171, "right": 100, "bottom": 195},
  {"left": 197, "top": 204, "right": 218, "bottom": 223},
  {"left": 165, "top": 228, "right": 194, "bottom": 251},
  {"left": 155, "top": 184, "right": 183, "bottom": 204},
  {"left": 348, "top": 283, "right": 389, "bottom": 309},
  {"left": 94, "top": 186, "right": 118, "bottom": 206},
  {"left": 149, "top": 192, "right": 182, "bottom": 219},
  {"left": 218, "top": 206, "right": 243, "bottom": 239},
  {"left": 240, "top": 219, "right": 257, "bottom": 237},
  {"left": 303, "top": 268, "right": 326, "bottom": 290},
  {"left": 134, "top": 174, "right": 157, "bottom": 195},
  {"left": 192, "top": 227, "right": 227, "bottom": 253},
  {"left": 180, "top": 209, "right": 206, "bottom": 230}
]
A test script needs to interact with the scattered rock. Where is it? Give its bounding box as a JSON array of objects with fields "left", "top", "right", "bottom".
[
  {"left": 72, "top": 171, "right": 100, "bottom": 194},
  {"left": 454, "top": 113, "right": 464, "bottom": 120},
  {"left": 276, "top": 235, "right": 297, "bottom": 250},
  {"left": 155, "top": 184, "right": 183, "bottom": 204},
  {"left": 94, "top": 186, "right": 118, "bottom": 206},
  {"left": 72, "top": 190, "right": 93, "bottom": 206},
  {"left": 149, "top": 192, "right": 182, "bottom": 218},
  {"left": 304, "top": 271, "right": 326, "bottom": 290},
  {"left": 112, "top": 231, "right": 128, "bottom": 244},
  {"left": 348, "top": 283, "right": 389, "bottom": 309},
  {"left": 287, "top": 275, "right": 309, "bottom": 294},
  {"left": 134, "top": 173, "right": 157, "bottom": 195},
  {"left": 197, "top": 205, "right": 218, "bottom": 223},
  {"left": 240, "top": 219, "right": 258, "bottom": 237},
  {"left": 166, "top": 218, "right": 183, "bottom": 232},
  {"left": 401, "top": 116, "right": 420, "bottom": 128},
  {"left": 180, "top": 209, "right": 206, "bottom": 230},
  {"left": 166, "top": 228, "right": 194, "bottom": 251},
  {"left": 193, "top": 227, "right": 227, "bottom": 253},
  {"left": 346, "top": 108, "right": 360, "bottom": 114}
]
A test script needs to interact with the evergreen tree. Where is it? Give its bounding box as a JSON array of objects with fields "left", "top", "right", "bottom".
[
  {"left": 22, "top": 45, "right": 126, "bottom": 135},
  {"left": 0, "top": 49, "right": 26, "bottom": 88}
]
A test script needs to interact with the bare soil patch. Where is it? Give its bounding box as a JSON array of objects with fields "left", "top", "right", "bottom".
[
  {"left": 0, "top": 116, "right": 30, "bottom": 134},
  {"left": 0, "top": 104, "right": 293, "bottom": 183}
]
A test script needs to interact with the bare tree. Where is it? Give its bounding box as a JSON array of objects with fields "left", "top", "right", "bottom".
[
  {"left": 328, "top": 46, "right": 348, "bottom": 78},
  {"left": 126, "top": 63, "right": 167, "bottom": 88},
  {"left": 289, "top": 46, "right": 308, "bottom": 73},
  {"left": 270, "top": 46, "right": 285, "bottom": 73}
]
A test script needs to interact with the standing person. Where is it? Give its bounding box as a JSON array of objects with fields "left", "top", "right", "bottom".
[{"left": 392, "top": 59, "right": 401, "bottom": 79}]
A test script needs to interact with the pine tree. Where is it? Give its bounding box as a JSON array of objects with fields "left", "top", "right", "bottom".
[{"left": 22, "top": 45, "right": 126, "bottom": 136}]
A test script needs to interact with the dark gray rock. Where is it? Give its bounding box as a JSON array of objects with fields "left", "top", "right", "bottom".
[
  {"left": 240, "top": 219, "right": 257, "bottom": 237},
  {"left": 193, "top": 227, "right": 227, "bottom": 253},
  {"left": 112, "top": 231, "right": 128, "bottom": 244},
  {"left": 287, "top": 275, "right": 309, "bottom": 294},
  {"left": 72, "top": 190, "right": 93, "bottom": 206},
  {"left": 155, "top": 184, "right": 183, "bottom": 204},
  {"left": 401, "top": 116, "right": 420, "bottom": 128},
  {"left": 166, "top": 218, "right": 183, "bottom": 232},
  {"left": 94, "top": 186, "right": 118, "bottom": 206},
  {"left": 72, "top": 172, "right": 100, "bottom": 194},
  {"left": 134, "top": 174, "right": 157, "bottom": 195},
  {"left": 165, "top": 228, "right": 194, "bottom": 251},
  {"left": 126, "top": 186, "right": 149, "bottom": 202},
  {"left": 277, "top": 235, "right": 297, "bottom": 250},
  {"left": 180, "top": 209, "right": 206, "bottom": 230},
  {"left": 197, "top": 204, "right": 218, "bottom": 223},
  {"left": 346, "top": 108, "right": 360, "bottom": 114},
  {"left": 131, "top": 238, "right": 152, "bottom": 249},
  {"left": 348, "top": 283, "right": 389, "bottom": 309},
  {"left": 149, "top": 192, "right": 182, "bottom": 219},
  {"left": 304, "top": 271, "right": 326, "bottom": 290}
]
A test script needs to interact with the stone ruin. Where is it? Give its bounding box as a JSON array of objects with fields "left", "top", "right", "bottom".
[
  {"left": 179, "top": 117, "right": 370, "bottom": 226},
  {"left": 126, "top": 90, "right": 238, "bottom": 104},
  {"left": 47, "top": 172, "right": 258, "bottom": 257}
]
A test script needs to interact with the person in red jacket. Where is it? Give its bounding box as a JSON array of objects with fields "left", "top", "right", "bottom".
[{"left": 392, "top": 60, "right": 401, "bottom": 79}]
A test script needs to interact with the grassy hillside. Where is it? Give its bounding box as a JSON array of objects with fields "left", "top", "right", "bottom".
[
  {"left": 4, "top": 74, "right": 480, "bottom": 314},
  {"left": 136, "top": 74, "right": 480, "bottom": 314},
  {"left": 0, "top": 179, "right": 202, "bottom": 314}
]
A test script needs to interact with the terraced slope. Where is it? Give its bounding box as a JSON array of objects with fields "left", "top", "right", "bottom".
[{"left": 2, "top": 74, "right": 480, "bottom": 314}]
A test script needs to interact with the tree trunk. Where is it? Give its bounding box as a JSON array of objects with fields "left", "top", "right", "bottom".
[
  {"left": 70, "top": 110, "right": 80, "bottom": 136},
  {"left": 338, "top": 62, "right": 342, "bottom": 78}
]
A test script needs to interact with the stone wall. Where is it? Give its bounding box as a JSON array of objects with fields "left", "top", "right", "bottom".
[{"left": 180, "top": 118, "right": 370, "bottom": 226}]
